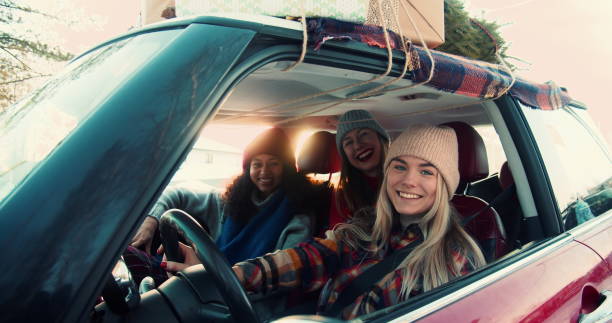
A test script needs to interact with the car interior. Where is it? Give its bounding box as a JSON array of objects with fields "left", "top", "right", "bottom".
[
  {"left": 208, "top": 60, "right": 526, "bottom": 256},
  {"left": 113, "top": 59, "right": 539, "bottom": 320}
]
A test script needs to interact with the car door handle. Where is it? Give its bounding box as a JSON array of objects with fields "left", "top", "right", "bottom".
[{"left": 579, "top": 290, "right": 611, "bottom": 323}]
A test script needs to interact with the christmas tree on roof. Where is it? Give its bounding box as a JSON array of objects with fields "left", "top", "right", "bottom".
[{"left": 439, "top": 0, "right": 512, "bottom": 68}]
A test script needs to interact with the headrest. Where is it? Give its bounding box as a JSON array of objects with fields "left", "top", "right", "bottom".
[
  {"left": 441, "top": 122, "right": 489, "bottom": 183},
  {"left": 499, "top": 161, "right": 514, "bottom": 189},
  {"left": 297, "top": 131, "right": 341, "bottom": 174}
]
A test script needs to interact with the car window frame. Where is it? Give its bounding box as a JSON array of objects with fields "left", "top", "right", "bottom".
[{"left": 493, "top": 95, "right": 564, "bottom": 237}]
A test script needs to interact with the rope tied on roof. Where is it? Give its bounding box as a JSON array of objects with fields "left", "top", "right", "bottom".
[
  {"left": 271, "top": 0, "right": 438, "bottom": 126},
  {"left": 470, "top": 18, "right": 515, "bottom": 99}
]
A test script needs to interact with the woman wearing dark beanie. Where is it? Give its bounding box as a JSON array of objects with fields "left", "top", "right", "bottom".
[
  {"left": 128, "top": 127, "right": 319, "bottom": 284},
  {"left": 324, "top": 109, "right": 390, "bottom": 233}
]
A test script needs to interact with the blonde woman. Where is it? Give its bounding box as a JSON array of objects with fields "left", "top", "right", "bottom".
[{"left": 166, "top": 124, "right": 486, "bottom": 319}]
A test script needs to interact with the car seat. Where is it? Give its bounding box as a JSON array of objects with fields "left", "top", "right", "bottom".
[
  {"left": 290, "top": 130, "right": 341, "bottom": 313},
  {"left": 496, "top": 161, "right": 523, "bottom": 247},
  {"left": 297, "top": 130, "right": 341, "bottom": 236},
  {"left": 297, "top": 130, "right": 341, "bottom": 177},
  {"left": 442, "top": 122, "right": 509, "bottom": 262}
]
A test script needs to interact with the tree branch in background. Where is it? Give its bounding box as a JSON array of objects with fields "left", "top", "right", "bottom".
[
  {"left": 0, "top": 46, "right": 32, "bottom": 70},
  {"left": 0, "top": 0, "right": 55, "bottom": 19},
  {"left": 0, "top": 0, "right": 73, "bottom": 108},
  {"left": 1, "top": 74, "right": 50, "bottom": 85}
]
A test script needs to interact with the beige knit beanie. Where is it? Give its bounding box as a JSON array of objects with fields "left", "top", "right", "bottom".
[{"left": 384, "top": 124, "right": 460, "bottom": 197}]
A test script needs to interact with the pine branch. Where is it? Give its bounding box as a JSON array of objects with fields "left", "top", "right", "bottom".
[
  {"left": 0, "top": 73, "right": 49, "bottom": 85},
  {"left": 437, "top": 0, "right": 516, "bottom": 69},
  {"left": 1, "top": 33, "right": 73, "bottom": 61},
  {"left": 0, "top": 0, "right": 55, "bottom": 19},
  {"left": 0, "top": 2, "right": 32, "bottom": 12}
]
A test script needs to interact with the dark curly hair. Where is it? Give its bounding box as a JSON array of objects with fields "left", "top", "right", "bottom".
[{"left": 222, "top": 160, "right": 327, "bottom": 225}]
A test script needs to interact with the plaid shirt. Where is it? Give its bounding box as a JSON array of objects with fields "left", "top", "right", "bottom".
[{"left": 235, "top": 224, "right": 476, "bottom": 319}]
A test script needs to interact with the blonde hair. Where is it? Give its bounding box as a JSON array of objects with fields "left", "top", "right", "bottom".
[{"left": 332, "top": 172, "right": 486, "bottom": 298}]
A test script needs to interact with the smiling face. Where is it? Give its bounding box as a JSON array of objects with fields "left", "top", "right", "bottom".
[
  {"left": 249, "top": 154, "right": 283, "bottom": 198},
  {"left": 386, "top": 155, "right": 438, "bottom": 219},
  {"left": 341, "top": 128, "right": 383, "bottom": 177}
]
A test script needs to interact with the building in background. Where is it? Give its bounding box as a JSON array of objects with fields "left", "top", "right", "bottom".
[{"left": 170, "top": 137, "right": 242, "bottom": 190}]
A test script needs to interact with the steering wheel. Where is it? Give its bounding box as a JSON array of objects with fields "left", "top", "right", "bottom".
[{"left": 158, "top": 209, "right": 259, "bottom": 322}]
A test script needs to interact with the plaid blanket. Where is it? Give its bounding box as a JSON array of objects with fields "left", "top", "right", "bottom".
[
  {"left": 307, "top": 18, "right": 403, "bottom": 50},
  {"left": 307, "top": 18, "right": 572, "bottom": 110}
]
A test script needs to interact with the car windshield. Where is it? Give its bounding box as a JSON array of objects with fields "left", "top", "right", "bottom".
[{"left": 0, "top": 29, "right": 181, "bottom": 201}]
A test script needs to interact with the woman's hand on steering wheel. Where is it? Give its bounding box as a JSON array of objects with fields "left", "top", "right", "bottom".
[
  {"left": 159, "top": 209, "right": 258, "bottom": 321},
  {"left": 130, "top": 216, "right": 158, "bottom": 254},
  {"left": 160, "top": 242, "right": 201, "bottom": 272}
]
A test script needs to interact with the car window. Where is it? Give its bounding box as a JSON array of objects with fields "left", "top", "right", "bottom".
[
  {"left": 170, "top": 124, "right": 270, "bottom": 190},
  {"left": 520, "top": 103, "right": 611, "bottom": 229},
  {"left": 0, "top": 29, "right": 181, "bottom": 201},
  {"left": 474, "top": 124, "right": 507, "bottom": 174}
]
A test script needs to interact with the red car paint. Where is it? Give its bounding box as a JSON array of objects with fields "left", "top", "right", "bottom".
[{"left": 419, "top": 218, "right": 611, "bottom": 322}]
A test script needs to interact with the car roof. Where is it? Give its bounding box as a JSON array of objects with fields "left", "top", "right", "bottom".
[
  {"left": 73, "top": 14, "right": 574, "bottom": 134},
  {"left": 214, "top": 61, "right": 486, "bottom": 132}
]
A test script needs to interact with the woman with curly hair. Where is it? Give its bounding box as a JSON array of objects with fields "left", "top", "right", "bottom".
[{"left": 128, "top": 127, "right": 321, "bottom": 284}]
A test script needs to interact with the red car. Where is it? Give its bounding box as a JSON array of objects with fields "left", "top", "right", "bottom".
[{"left": 0, "top": 14, "right": 610, "bottom": 322}]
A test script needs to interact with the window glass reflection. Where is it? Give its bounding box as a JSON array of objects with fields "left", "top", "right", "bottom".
[
  {"left": 521, "top": 104, "right": 611, "bottom": 229},
  {"left": 0, "top": 29, "right": 182, "bottom": 200}
]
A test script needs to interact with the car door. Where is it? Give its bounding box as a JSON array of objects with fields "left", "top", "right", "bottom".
[
  {"left": 367, "top": 98, "right": 611, "bottom": 322},
  {"left": 399, "top": 234, "right": 608, "bottom": 322}
]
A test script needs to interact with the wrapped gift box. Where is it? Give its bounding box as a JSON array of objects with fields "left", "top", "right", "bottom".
[
  {"left": 176, "top": 0, "right": 370, "bottom": 23},
  {"left": 175, "top": 0, "right": 444, "bottom": 48},
  {"left": 366, "top": 0, "right": 445, "bottom": 48}
]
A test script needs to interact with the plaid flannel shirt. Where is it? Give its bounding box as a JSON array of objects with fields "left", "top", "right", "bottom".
[{"left": 234, "top": 224, "right": 476, "bottom": 319}]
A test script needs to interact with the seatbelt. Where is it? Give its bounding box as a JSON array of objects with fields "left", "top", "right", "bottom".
[
  {"left": 460, "top": 183, "right": 516, "bottom": 227},
  {"left": 325, "top": 183, "right": 520, "bottom": 318},
  {"left": 460, "top": 183, "right": 522, "bottom": 257},
  {"left": 323, "top": 236, "right": 423, "bottom": 317}
]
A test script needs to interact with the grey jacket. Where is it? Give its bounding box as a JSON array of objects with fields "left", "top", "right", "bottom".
[{"left": 148, "top": 185, "right": 313, "bottom": 252}]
